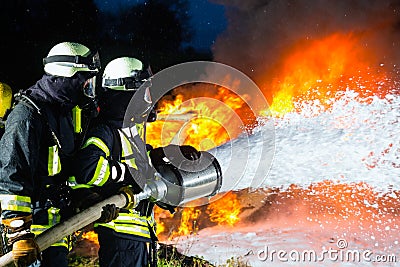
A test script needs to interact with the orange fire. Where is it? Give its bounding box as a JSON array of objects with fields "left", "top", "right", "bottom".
[
  {"left": 146, "top": 83, "right": 255, "bottom": 150},
  {"left": 81, "top": 230, "right": 99, "bottom": 245},
  {"left": 146, "top": 84, "right": 253, "bottom": 239},
  {"left": 154, "top": 192, "right": 242, "bottom": 240},
  {"left": 206, "top": 191, "right": 241, "bottom": 226},
  {"left": 173, "top": 192, "right": 242, "bottom": 236},
  {"left": 81, "top": 32, "right": 397, "bottom": 244},
  {"left": 148, "top": 32, "right": 397, "bottom": 239},
  {"left": 174, "top": 206, "right": 201, "bottom": 237},
  {"left": 263, "top": 33, "right": 394, "bottom": 117}
]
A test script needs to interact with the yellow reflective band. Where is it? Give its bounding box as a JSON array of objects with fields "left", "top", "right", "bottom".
[
  {"left": 96, "top": 223, "right": 151, "bottom": 238},
  {"left": 115, "top": 224, "right": 150, "bottom": 238},
  {"left": 113, "top": 213, "right": 148, "bottom": 226},
  {"left": 72, "top": 105, "right": 82, "bottom": 134},
  {"left": 0, "top": 195, "right": 31, "bottom": 213},
  {"left": 70, "top": 184, "right": 93, "bottom": 189},
  {"left": 48, "top": 145, "right": 61, "bottom": 176},
  {"left": 82, "top": 137, "right": 110, "bottom": 156},
  {"left": 48, "top": 207, "right": 61, "bottom": 226},
  {"left": 125, "top": 157, "right": 137, "bottom": 170},
  {"left": 31, "top": 224, "right": 69, "bottom": 248},
  {"left": 94, "top": 211, "right": 155, "bottom": 238},
  {"left": 31, "top": 225, "right": 48, "bottom": 235},
  {"left": 147, "top": 215, "right": 156, "bottom": 227},
  {"left": 49, "top": 239, "right": 69, "bottom": 249},
  {"left": 67, "top": 176, "right": 93, "bottom": 189},
  {"left": 88, "top": 156, "right": 110, "bottom": 186}
]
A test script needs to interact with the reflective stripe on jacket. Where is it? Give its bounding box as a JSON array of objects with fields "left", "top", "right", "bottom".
[
  {"left": 0, "top": 141, "right": 62, "bottom": 213},
  {"left": 95, "top": 210, "right": 156, "bottom": 239},
  {"left": 81, "top": 137, "right": 111, "bottom": 186},
  {"left": 74, "top": 123, "right": 155, "bottom": 240},
  {"left": 31, "top": 207, "right": 70, "bottom": 249},
  {"left": 0, "top": 195, "right": 32, "bottom": 213},
  {"left": 48, "top": 145, "right": 61, "bottom": 176},
  {"left": 79, "top": 126, "right": 140, "bottom": 186}
]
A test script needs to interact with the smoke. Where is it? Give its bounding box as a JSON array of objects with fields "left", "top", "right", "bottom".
[{"left": 210, "top": 0, "right": 400, "bottom": 85}]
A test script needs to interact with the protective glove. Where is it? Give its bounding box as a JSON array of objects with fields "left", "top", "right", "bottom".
[
  {"left": 96, "top": 204, "right": 119, "bottom": 223},
  {"left": 12, "top": 233, "right": 41, "bottom": 267},
  {"left": 2, "top": 215, "right": 41, "bottom": 267},
  {"left": 70, "top": 188, "right": 103, "bottom": 213}
]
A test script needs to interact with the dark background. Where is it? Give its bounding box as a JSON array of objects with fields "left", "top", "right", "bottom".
[{"left": 0, "top": 0, "right": 226, "bottom": 91}]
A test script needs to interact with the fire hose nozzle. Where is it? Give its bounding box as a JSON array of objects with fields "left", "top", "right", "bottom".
[
  {"left": 121, "top": 149, "right": 223, "bottom": 210},
  {"left": 148, "top": 173, "right": 169, "bottom": 201},
  {"left": 119, "top": 174, "right": 169, "bottom": 209}
]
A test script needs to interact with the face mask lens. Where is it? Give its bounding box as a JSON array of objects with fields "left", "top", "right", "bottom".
[{"left": 83, "top": 77, "right": 96, "bottom": 98}]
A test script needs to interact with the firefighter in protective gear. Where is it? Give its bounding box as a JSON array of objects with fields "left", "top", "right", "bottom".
[
  {"left": 0, "top": 41, "right": 100, "bottom": 267},
  {"left": 72, "top": 56, "right": 158, "bottom": 267}
]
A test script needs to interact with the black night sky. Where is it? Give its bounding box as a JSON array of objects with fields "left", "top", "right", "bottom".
[
  {"left": 0, "top": 0, "right": 227, "bottom": 91},
  {"left": 94, "top": 0, "right": 227, "bottom": 50}
]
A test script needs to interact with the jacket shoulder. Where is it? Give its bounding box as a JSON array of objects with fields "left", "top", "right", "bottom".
[{"left": 7, "top": 102, "right": 43, "bottom": 125}]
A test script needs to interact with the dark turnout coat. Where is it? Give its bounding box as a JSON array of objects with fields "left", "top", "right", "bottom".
[{"left": 0, "top": 74, "right": 87, "bottom": 217}]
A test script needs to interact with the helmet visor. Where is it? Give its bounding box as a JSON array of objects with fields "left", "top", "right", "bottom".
[
  {"left": 43, "top": 50, "right": 101, "bottom": 71},
  {"left": 102, "top": 65, "right": 153, "bottom": 91},
  {"left": 83, "top": 76, "right": 96, "bottom": 98}
]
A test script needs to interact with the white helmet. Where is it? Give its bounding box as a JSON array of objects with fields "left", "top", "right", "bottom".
[
  {"left": 43, "top": 42, "right": 100, "bottom": 77},
  {"left": 102, "top": 57, "right": 152, "bottom": 91}
]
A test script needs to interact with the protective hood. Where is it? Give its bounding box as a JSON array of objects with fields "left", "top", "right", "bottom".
[
  {"left": 97, "top": 89, "right": 135, "bottom": 128},
  {"left": 25, "top": 73, "right": 91, "bottom": 112}
]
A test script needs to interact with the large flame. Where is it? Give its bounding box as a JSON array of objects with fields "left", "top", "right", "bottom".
[
  {"left": 82, "top": 33, "right": 397, "bottom": 244},
  {"left": 149, "top": 32, "right": 397, "bottom": 239},
  {"left": 146, "top": 84, "right": 254, "bottom": 150},
  {"left": 206, "top": 191, "right": 241, "bottom": 226},
  {"left": 264, "top": 33, "right": 394, "bottom": 117},
  {"left": 154, "top": 191, "right": 243, "bottom": 241}
]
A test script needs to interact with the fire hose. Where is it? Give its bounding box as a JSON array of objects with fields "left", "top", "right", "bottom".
[{"left": 0, "top": 150, "right": 222, "bottom": 266}]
